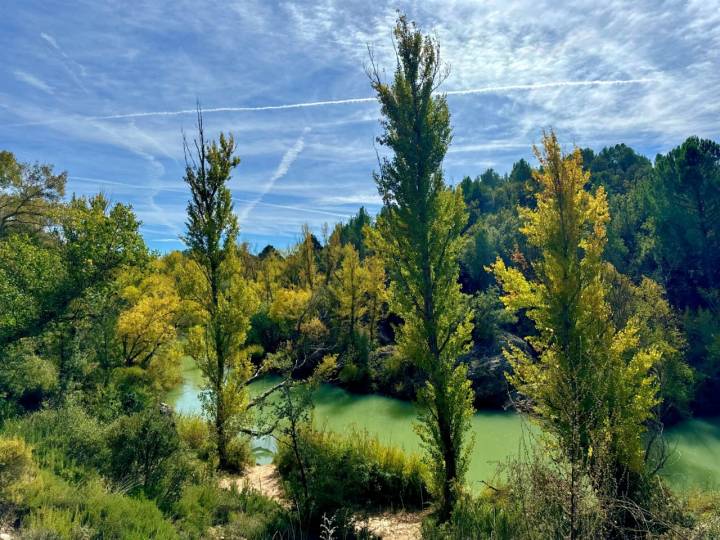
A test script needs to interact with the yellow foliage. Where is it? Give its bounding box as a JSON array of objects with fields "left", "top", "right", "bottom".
[
  {"left": 116, "top": 272, "right": 182, "bottom": 369},
  {"left": 491, "top": 131, "right": 659, "bottom": 477},
  {"left": 269, "top": 287, "right": 312, "bottom": 323}
]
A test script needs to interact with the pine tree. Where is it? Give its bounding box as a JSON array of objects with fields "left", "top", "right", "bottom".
[{"left": 367, "top": 15, "right": 474, "bottom": 520}]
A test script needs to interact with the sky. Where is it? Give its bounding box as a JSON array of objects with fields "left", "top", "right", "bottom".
[{"left": 1, "top": 0, "right": 718, "bottom": 252}]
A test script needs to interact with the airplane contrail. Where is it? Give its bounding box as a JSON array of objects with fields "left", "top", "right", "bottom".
[
  {"left": 2, "top": 78, "right": 655, "bottom": 128},
  {"left": 238, "top": 127, "right": 311, "bottom": 222},
  {"left": 88, "top": 78, "right": 658, "bottom": 120}
]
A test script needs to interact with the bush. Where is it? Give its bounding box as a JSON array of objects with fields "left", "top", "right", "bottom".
[
  {"left": 176, "top": 414, "right": 211, "bottom": 459},
  {"left": 105, "top": 408, "right": 182, "bottom": 503},
  {"left": 175, "top": 481, "right": 294, "bottom": 539},
  {"left": 421, "top": 492, "right": 520, "bottom": 540},
  {"left": 112, "top": 366, "right": 155, "bottom": 413},
  {"left": 225, "top": 435, "right": 253, "bottom": 473},
  {"left": 20, "top": 470, "right": 178, "bottom": 539},
  {"left": 2, "top": 405, "right": 106, "bottom": 481},
  {"left": 276, "top": 427, "right": 429, "bottom": 523},
  {"left": 0, "top": 436, "right": 34, "bottom": 500}
]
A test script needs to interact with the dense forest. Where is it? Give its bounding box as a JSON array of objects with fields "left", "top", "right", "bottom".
[{"left": 1, "top": 15, "right": 719, "bottom": 540}]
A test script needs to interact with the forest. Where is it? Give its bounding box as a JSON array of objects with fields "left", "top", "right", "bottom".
[{"left": 1, "top": 15, "right": 719, "bottom": 540}]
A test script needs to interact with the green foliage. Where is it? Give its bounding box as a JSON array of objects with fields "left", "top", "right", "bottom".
[
  {"left": 421, "top": 492, "right": 520, "bottom": 540},
  {"left": 181, "top": 113, "right": 264, "bottom": 470},
  {"left": 651, "top": 137, "right": 720, "bottom": 310},
  {"left": 20, "top": 471, "right": 178, "bottom": 540},
  {"left": 276, "top": 427, "right": 429, "bottom": 522},
  {"left": 105, "top": 409, "right": 182, "bottom": 501},
  {"left": 224, "top": 435, "right": 253, "bottom": 473},
  {"left": 176, "top": 414, "right": 212, "bottom": 459},
  {"left": 175, "top": 482, "right": 293, "bottom": 540},
  {"left": 3, "top": 406, "right": 107, "bottom": 481},
  {"left": 0, "top": 234, "right": 67, "bottom": 343},
  {"left": 0, "top": 435, "right": 34, "bottom": 501},
  {"left": 62, "top": 193, "right": 147, "bottom": 290},
  {"left": 492, "top": 132, "right": 665, "bottom": 536},
  {"left": 0, "top": 150, "right": 66, "bottom": 237},
  {"left": 367, "top": 15, "right": 475, "bottom": 519}
]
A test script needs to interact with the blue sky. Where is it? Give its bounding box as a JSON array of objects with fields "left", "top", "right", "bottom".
[{"left": 1, "top": 1, "right": 718, "bottom": 251}]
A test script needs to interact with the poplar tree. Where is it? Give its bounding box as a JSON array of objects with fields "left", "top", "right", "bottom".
[
  {"left": 182, "top": 111, "right": 259, "bottom": 469},
  {"left": 492, "top": 132, "right": 660, "bottom": 537},
  {"left": 330, "top": 244, "right": 367, "bottom": 338},
  {"left": 367, "top": 15, "right": 474, "bottom": 519}
]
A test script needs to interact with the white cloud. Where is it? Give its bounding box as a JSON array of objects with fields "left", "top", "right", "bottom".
[{"left": 14, "top": 70, "right": 54, "bottom": 94}]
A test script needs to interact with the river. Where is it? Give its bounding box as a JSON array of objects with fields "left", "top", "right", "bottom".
[{"left": 167, "top": 358, "right": 720, "bottom": 492}]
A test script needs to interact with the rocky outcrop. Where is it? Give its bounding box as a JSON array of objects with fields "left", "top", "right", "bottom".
[{"left": 461, "top": 331, "right": 531, "bottom": 409}]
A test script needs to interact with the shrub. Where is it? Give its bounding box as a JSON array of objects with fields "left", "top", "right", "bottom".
[
  {"left": 276, "top": 427, "right": 429, "bottom": 523},
  {"left": 2, "top": 405, "right": 106, "bottom": 481},
  {"left": 20, "top": 471, "right": 178, "bottom": 539},
  {"left": 112, "top": 366, "right": 155, "bottom": 413},
  {"left": 175, "top": 481, "right": 294, "bottom": 539},
  {"left": 105, "top": 408, "right": 182, "bottom": 501},
  {"left": 421, "top": 492, "right": 520, "bottom": 540},
  {"left": 0, "top": 436, "right": 34, "bottom": 500},
  {"left": 176, "top": 414, "right": 211, "bottom": 459},
  {"left": 225, "top": 435, "right": 253, "bottom": 473}
]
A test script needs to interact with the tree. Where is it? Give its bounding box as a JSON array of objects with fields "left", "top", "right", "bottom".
[
  {"left": 363, "top": 255, "right": 387, "bottom": 344},
  {"left": 652, "top": 137, "right": 720, "bottom": 309},
  {"left": 0, "top": 150, "right": 66, "bottom": 237},
  {"left": 299, "top": 224, "right": 318, "bottom": 291},
  {"left": 116, "top": 270, "right": 183, "bottom": 390},
  {"left": 367, "top": 15, "right": 475, "bottom": 520},
  {"left": 492, "top": 132, "right": 660, "bottom": 538},
  {"left": 330, "top": 244, "right": 367, "bottom": 338},
  {"left": 181, "top": 110, "right": 260, "bottom": 469}
]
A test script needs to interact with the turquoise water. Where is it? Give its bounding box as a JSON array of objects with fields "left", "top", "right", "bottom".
[{"left": 167, "top": 358, "right": 720, "bottom": 491}]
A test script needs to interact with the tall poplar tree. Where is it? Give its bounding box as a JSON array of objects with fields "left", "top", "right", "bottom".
[
  {"left": 367, "top": 15, "right": 474, "bottom": 519},
  {"left": 182, "top": 111, "right": 258, "bottom": 469},
  {"left": 492, "top": 132, "right": 660, "bottom": 537}
]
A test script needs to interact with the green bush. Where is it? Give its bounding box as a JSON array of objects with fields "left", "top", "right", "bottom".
[
  {"left": 112, "top": 366, "right": 155, "bottom": 413},
  {"left": 2, "top": 405, "right": 106, "bottom": 481},
  {"left": 20, "top": 470, "right": 178, "bottom": 539},
  {"left": 0, "top": 435, "right": 34, "bottom": 500},
  {"left": 176, "top": 414, "right": 211, "bottom": 459},
  {"left": 106, "top": 408, "right": 184, "bottom": 505},
  {"left": 421, "top": 492, "right": 520, "bottom": 540},
  {"left": 225, "top": 435, "right": 253, "bottom": 473},
  {"left": 175, "top": 481, "right": 294, "bottom": 539},
  {"left": 276, "top": 427, "right": 429, "bottom": 522}
]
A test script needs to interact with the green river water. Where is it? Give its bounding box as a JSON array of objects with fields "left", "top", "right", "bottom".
[{"left": 167, "top": 358, "right": 720, "bottom": 492}]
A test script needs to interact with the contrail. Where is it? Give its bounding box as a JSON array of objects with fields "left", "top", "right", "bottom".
[
  {"left": 238, "top": 127, "right": 311, "bottom": 222},
  {"left": 2, "top": 78, "right": 655, "bottom": 128},
  {"left": 234, "top": 198, "right": 351, "bottom": 219},
  {"left": 444, "top": 78, "right": 657, "bottom": 96}
]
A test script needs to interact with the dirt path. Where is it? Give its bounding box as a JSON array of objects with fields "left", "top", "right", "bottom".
[
  {"left": 355, "top": 510, "right": 427, "bottom": 540},
  {"left": 220, "top": 464, "right": 426, "bottom": 539}
]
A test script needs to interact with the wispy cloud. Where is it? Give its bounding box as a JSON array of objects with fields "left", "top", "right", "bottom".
[
  {"left": 238, "top": 127, "right": 311, "bottom": 222},
  {"left": 14, "top": 70, "right": 54, "bottom": 94},
  {"left": 235, "top": 197, "right": 350, "bottom": 219},
  {"left": 39, "top": 31, "right": 88, "bottom": 93},
  {"left": 39, "top": 32, "right": 59, "bottom": 49}
]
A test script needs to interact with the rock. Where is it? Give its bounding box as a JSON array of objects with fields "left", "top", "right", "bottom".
[{"left": 461, "top": 331, "right": 531, "bottom": 409}]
